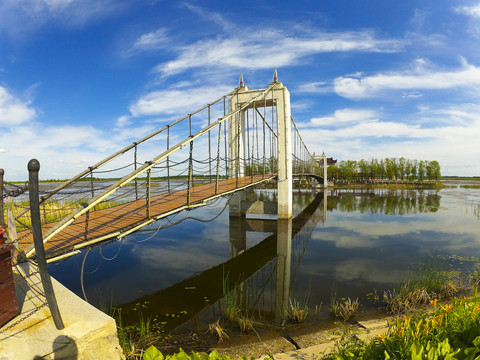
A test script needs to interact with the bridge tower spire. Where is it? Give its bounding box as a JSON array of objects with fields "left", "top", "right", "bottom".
[
  {"left": 272, "top": 68, "right": 279, "bottom": 84},
  {"left": 238, "top": 73, "right": 245, "bottom": 88}
]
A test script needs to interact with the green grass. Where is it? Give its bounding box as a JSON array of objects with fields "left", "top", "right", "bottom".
[
  {"left": 460, "top": 184, "right": 480, "bottom": 189},
  {"left": 383, "top": 257, "right": 461, "bottom": 315},
  {"left": 13, "top": 199, "right": 125, "bottom": 231}
]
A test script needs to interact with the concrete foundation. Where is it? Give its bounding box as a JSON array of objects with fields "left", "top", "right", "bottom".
[{"left": 0, "top": 262, "right": 124, "bottom": 360}]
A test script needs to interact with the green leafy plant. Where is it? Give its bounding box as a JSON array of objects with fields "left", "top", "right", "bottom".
[
  {"left": 142, "top": 347, "right": 273, "bottom": 360},
  {"left": 325, "top": 296, "right": 480, "bottom": 359}
]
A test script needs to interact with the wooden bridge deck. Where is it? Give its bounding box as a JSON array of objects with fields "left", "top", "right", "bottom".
[{"left": 18, "top": 175, "right": 275, "bottom": 260}]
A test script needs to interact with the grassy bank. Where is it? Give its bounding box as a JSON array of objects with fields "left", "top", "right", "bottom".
[
  {"left": 132, "top": 293, "right": 480, "bottom": 359},
  {"left": 110, "top": 254, "right": 480, "bottom": 359}
]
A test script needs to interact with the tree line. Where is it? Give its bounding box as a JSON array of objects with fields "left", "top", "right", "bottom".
[{"left": 328, "top": 157, "right": 441, "bottom": 181}]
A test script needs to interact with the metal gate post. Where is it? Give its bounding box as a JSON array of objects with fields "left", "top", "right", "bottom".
[
  {"left": 0, "top": 169, "right": 4, "bottom": 227},
  {"left": 28, "top": 159, "right": 64, "bottom": 330}
]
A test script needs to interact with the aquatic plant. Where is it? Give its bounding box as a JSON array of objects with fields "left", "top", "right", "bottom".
[
  {"left": 208, "top": 320, "right": 229, "bottom": 342},
  {"left": 383, "top": 257, "right": 462, "bottom": 315},
  {"left": 329, "top": 287, "right": 337, "bottom": 315},
  {"left": 110, "top": 307, "right": 167, "bottom": 359},
  {"left": 285, "top": 298, "right": 309, "bottom": 324},
  {"left": 236, "top": 316, "right": 255, "bottom": 333},
  {"left": 383, "top": 285, "right": 430, "bottom": 315},
  {"left": 331, "top": 298, "right": 360, "bottom": 321},
  {"left": 220, "top": 271, "right": 256, "bottom": 333}
]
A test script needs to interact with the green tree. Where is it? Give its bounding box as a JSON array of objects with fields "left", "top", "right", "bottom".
[
  {"left": 385, "top": 158, "right": 397, "bottom": 180},
  {"left": 426, "top": 160, "right": 441, "bottom": 180},
  {"left": 358, "top": 159, "right": 369, "bottom": 181},
  {"left": 398, "top": 157, "right": 406, "bottom": 180},
  {"left": 418, "top": 160, "right": 426, "bottom": 181}
]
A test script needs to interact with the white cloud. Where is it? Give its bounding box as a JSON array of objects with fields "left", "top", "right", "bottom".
[
  {"left": 115, "top": 114, "right": 131, "bottom": 128},
  {"left": 334, "top": 59, "right": 480, "bottom": 99},
  {"left": 296, "top": 81, "right": 330, "bottom": 93},
  {"left": 300, "top": 103, "right": 480, "bottom": 176},
  {"left": 129, "top": 85, "right": 232, "bottom": 117},
  {"left": 133, "top": 28, "right": 169, "bottom": 51},
  {"left": 0, "top": 0, "right": 124, "bottom": 35},
  {"left": 156, "top": 29, "right": 404, "bottom": 76},
  {"left": 182, "top": 3, "right": 233, "bottom": 31},
  {"left": 0, "top": 86, "right": 36, "bottom": 125},
  {"left": 310, "top": 108, "right": 378, "bottom": 126},
  {"left": 455, "top": 3, "right": 480, "bottom": 17}
]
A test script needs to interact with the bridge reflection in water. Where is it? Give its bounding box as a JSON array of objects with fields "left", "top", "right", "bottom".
[{"left": 119, "top": 188, "right": 327, "bottom": 330}]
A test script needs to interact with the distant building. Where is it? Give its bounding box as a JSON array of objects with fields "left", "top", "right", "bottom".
[{"left": 327, "top": 157, "right": 337, "bottom": 165}]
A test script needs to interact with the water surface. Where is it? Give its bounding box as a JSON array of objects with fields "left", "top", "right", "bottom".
[{"left": 49, "top": 182, "right": 480, "bottom": 331}]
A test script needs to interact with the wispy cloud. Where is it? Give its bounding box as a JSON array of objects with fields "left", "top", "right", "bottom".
[
  {"left": 334, "top": 58, "right": 480, "bottom": 99},
  {"left": 0, "top": 0, "right": 125, "bottom": 36},
  {"left": 309, "top": 108, "right": 378, "bottom": 127},
  {"left": 155, "top": 29, "right": 404, "bottom": 76},
  {"left": 182, "top": 3, "right": 233, "bottom": 31},
  {"left": 296, "top": 81, "right": 330, "bottom": 93},
  {"left": 133, "top": 28, "right": 169, "bottom": 51},
  {"left": 129, "top": 85, "right": 232, "bottom": 117}
]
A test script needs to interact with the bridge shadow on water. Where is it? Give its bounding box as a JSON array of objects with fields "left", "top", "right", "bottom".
[{"left": 118, "top": 190, "right": 325, "bottom": 332}]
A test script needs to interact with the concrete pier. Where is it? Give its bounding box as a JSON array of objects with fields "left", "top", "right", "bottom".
[{"left": 0, "top": 262, "right": 124, "bottom": 359}]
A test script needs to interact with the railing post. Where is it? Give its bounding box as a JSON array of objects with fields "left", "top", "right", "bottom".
[
  {"left": 84, "top": 210, "right": 89, "bottom": 241},
  {"left": 187, "top": 141, "right": 194, "bottom": 206},
  {"left": 215, "top": 123, "right": 222, "bottom": 194},
  {"left": 208, "top": 104, "right": 212, "bottom": 183},
  {"left": 134, "top": 143, "right": 138, "bottom": 200},
  {"left": 28, "top": 159, "right": 64, "bottom": 330},
  {"left": 89, "top": 167, "right": 94, "bottom": 198},
  {"left": 146, "top": 168, "right": 151, "bottom": 219},
  {"left": 167, "top": 126, "right": 171, "bottom": 193},
  {"left": 0, "top": 168, "right": 4, "bottom": 227}
]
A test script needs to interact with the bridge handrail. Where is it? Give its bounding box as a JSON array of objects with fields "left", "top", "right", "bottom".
[
  {"left": 14, "top": 92, "right": 236, "bottom": 222},
  {"left": 25, "top": 82, "right": 280, "bottom": 258},
  {"left": 291, "top": 116, "right": 319, "bottom": 175}
]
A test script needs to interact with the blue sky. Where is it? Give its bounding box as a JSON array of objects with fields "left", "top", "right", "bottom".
[{"left": 1, "top": 0, "right": 479, "bottom": 179}]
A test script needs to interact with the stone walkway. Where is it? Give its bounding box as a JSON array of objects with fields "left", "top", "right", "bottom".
[{"left": 216, "top": 318, "right": 392, "bottom": 360}]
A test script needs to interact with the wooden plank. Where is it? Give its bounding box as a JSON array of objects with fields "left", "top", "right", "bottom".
[{"left": 18, "top": 175, "right": 274, "bottom": 260}]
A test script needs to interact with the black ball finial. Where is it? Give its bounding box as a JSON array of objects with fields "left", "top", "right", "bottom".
[
  {"left": 28, "top": 159, "right": 41, "bottom": 172},
  {"left": 0, "top": 169, "right": 4, "bottom": 175}
]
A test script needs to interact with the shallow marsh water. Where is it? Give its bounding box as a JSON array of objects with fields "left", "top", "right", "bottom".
[{"left": 48, "top": 181, "right": 480, "bottom": 347}]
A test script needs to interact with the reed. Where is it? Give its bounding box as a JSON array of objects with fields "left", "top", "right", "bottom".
[{"left": 13, "top": 199, "right": 124, "bottom": 231}]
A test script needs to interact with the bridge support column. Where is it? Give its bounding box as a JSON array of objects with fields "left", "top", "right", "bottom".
[
  {"left": 275, "top": 85, "right": 293, "bottom": 219},
  {"left": 322, "top": 152, "right": 328, "bottom": 188},
  {"left": 275, "top": 218, "right": 292, "bottom": 326},
  {"left": 229, "top": 191, "right": 247, "bottom": 257}
]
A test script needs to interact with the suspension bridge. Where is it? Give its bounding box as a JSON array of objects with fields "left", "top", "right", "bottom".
[
  {"left": 0, "top": 73, "right": 331, "bottom": 358},
  {"left": 2, "top": 72, "right": 328, "bottom": 264}
]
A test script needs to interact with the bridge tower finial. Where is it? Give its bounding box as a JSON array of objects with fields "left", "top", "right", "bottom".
[
  {"left": 238, "top": 73, "right": 245, "bottom": 88},
  {"left": 272, "top": 68, "right": 279, "bottom": 83}
]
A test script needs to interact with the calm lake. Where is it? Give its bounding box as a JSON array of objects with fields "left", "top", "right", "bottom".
[{"left": 48, "top": 181, "right": 480, "bottom": 334}]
